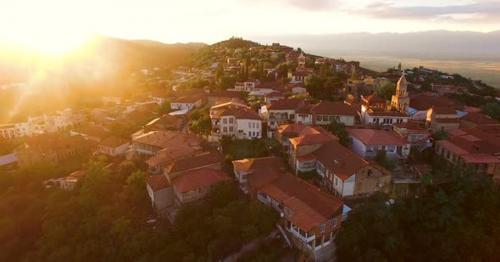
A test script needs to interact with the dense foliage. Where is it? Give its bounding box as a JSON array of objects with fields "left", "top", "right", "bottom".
[
  {"left": 336, "top": 172, "right": 500, "bottom": 262},
  {"left": 0, "top": 158, "right": 278, "bottom": 261}
]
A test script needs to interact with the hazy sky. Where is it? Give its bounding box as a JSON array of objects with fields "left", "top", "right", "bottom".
[{"left": 0, "top": 0, "right": 499, "bottom": 45}]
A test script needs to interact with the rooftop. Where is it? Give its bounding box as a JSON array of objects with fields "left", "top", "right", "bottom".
[
  {"left": 173, "top": 168, "right": 228, "bottom": 193},
  {"left": 348, "top": 128, "right": 406, "bottom": 145}
]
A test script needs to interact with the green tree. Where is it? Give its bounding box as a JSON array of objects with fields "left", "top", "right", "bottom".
[
  {"left": 326, "top": 120, "right": 351, "bottom": 146},
  {"left": 481, "top": 102, "right": 500, "bottom": 120}
]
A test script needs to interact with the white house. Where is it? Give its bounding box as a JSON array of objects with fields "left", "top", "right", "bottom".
[
  {"left": 97, "top": 136, "right": 130, "bottom": 157},
  {"left": 348, "top": 128, "right": 411, "bottom": 159},
  {"left": 210, "top": 102, "right": 263, "bottom": 140},
  {"left": 171, "top": 96, "right": 204, "bottom": 111}
]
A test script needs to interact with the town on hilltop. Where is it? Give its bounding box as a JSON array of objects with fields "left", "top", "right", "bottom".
[{"left": 1, "top": 37, "right": 500, "bottom": 261}]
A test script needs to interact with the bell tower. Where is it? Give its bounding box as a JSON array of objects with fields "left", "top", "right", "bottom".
[{"left": 391, "top": 73, "right": 410, "bottom": 112}]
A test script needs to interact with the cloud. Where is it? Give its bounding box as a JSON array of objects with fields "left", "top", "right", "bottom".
[
  {"left": 365, "top": 1, "right": 500, "bottom": 21},
  {"left": 284, "top": 0, "right": 337, "bottom": 10}
]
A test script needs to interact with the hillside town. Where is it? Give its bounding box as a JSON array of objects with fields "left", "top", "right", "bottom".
[{"left": 1, "top": 37, "right": 500, "bottom": 261}]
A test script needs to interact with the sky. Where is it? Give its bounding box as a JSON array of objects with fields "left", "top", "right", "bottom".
[{"left": 0, "top": 0, "right": 499, "bottom": 47}]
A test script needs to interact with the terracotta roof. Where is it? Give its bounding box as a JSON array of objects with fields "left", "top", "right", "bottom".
[
  {"left": 175, "top": 95, "right": 203, "bottom": 104},
  {"left": 145, "top": 144, "right": 201, "bottom": 167},
  {"left": 313, "top": 141, "right": 372, "bottom": 180},
  {"left": 348, "top": 128, "right": 406, "bottom": 145},
  {"left": 100, "top": 136, "right": 129, "bottom": 148},
  {"left": 173, "top": 168, "right": 228, "bottom": 193},
  {"left": 166, "top": 151, "right": 222, "bottom": 174},
  {"left": 259, "top": 173, "right": 343, "bottom": 232},
  {"left": 233, "top": 156, "right": 286, "bottom": 173},
  {"left": 268, "top": 99, "right": 304, "bottom": 111},
  {"left": 208, "top": 90, "right": 245, "bottom": 98},
  {"left": 289, "top": 133, "right": 337, "bottom": 146},
  {"left": 362, "top": 94, "right": 386, "bottom": 105},
  {"left": 220, "top": 107, "right": 261, "bottom": 120},
  {"left": 133, "top": 131, "right": 201, "bottom": 149},
  {"left": 434, "top": 118, "right": 460, "bottom": 124},
  {"left": 410, "top": 94, "right": 458, "bottom": 111},
  {"left": 432, "top": 106, "right": 457, "bottom": 115},
  {"left": 146, "top": 174, "right": 170, "bottom": 191},
  {"left": 460, "top": 112, "right": 499, "bottom": 126},
  {"left": 311, "top": 101, "right": 357, "bottom": 116}
]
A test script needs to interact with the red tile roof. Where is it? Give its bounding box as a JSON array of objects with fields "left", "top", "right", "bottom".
[
  {"left": 147, "top": 174, "right": 170, "bottom": 191},
  {"left": 100, "top": 136, "right": 129, "bottom": 148},
  {"left": 313, "top": 141, "right": 371, "bottom": 180},
  {"left": 460, "top": 112, "right": 499, "bottom": 126},
  {"left": 259, "top": 173, "right": 343, "bottom": 232},
  {"left": 348, "top": 128, "right": 406, "bottom": 145},
  {"left": 268, "top": 99, "right": 304, "bottom": 111},
  {"left": 173, "top": 168, "right": 228, "bottom": 193},
  {"left": 133, "top": 131, "right": 201, "bottom": 149},
  {"left": 165, "top": 151, "right": 222, "bottom": 174},
  {"left": 311, "top": 101, "right": 357, "bottom": 116}
]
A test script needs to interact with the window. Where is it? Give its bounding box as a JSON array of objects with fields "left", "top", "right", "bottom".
[
  {"left": 223, "top": 127, "right": 227, "bottom": 133},
  {"left": 256, "top": 122, "right": 260, "bottom": 128},
  {"left": 248, "top": 122, "right": 251, "bottom": 128},
  {"left": 256, "top": 131, "right": 260, "bottom": 137},
  {"left": 229, "top": 118, "right": 234, "bottom": 124},
  {"left": 229, "top": 126, "right": 233, "bottom": 132},
  {"left": 316, "top": 115, "right": 322, "bottom": 122},
  {"left": 222, "top": 118, "right": 227, "bottom": 124}
]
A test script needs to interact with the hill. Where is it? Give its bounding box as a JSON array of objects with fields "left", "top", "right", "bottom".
[{"left": 0, "top": 37, "right": 206, "bottom": 123}]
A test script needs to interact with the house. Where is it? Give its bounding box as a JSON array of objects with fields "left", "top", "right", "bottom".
[
  {"left": 207, "top": 90, "right": 245, "bottom": 106},
  {"left": 132, "top": 130, "right": 202, "bottom": 156},
  {"left": 97, "top": 136, "right": 130, "bottom": 157},
  {"left": 235, "top": 160, "right": 343, "bottom": 261},
  {"left": 426, "top": 106, "right": 460, "bottom": 133},
  {"left": 360, "top": 94, "right": 409, "bottom": 126},
  {"left": 234, "top": 81, "right": 256, "bottom": 92},
  {"left": 210, "top": 102, "right": 262, "bottom": 140},
  {"left": 459, "top": 112, "right": 499, "bottom": 129},
  {"left": 170, "top": 95, "right": 204, "bottom": 111},
  {"left": 393, "top": 121, "right": 431, "bottom": 150},
  {"left": 266, "top": 99, "right": 305, "bottom": 132},
  {"left": 360, "top": 74, "right": 411, "bottom": 126},
  {"left": 146, "top": 174, "right": 173, "bottom": 216},
  {"left": 60, "top": 170, "right": 86, "bottom": 191},
  {"left": 348, "top": 128, "right": 411, "bottom": 159},
  {"left": 233, "top": 156, "right": 287, "bottom": 193},
  {"left": 288, "top": 69, "right": 312, "bottom": 83},
  {"left": 408, "top": 93, "right": 458, "bottom": 121},
  {"left": 278, "top": 125, "right": 392, "bottom": 198},
  {"left": 275, "top": 124, "right": 332, "bottom": 152},
  {"left": 145, "top": 114, "right": 185, "bottom": 131},
  {"left": 172, "top": 168, "right": 228, "bottom": 205},
  {"left": 435, "top": 126, "right": 500, "bottom": 177},
  {"left": 264, "top": 91, "right": 285, "bottom": 104},
  {"left": 309, "top": 101, "right": 357, "bottom": 126},
  {"left": 286, "top": 125, "right": 339, "bottom": 173},
  {"left": 313, "top": 141, "right": 391, "bottom": 197},
  {"left": 70, "top": 124, "right": 110, "bottom": 142},
  {"left": 164, "top": 151, "right": 222, "bottom": 180}
]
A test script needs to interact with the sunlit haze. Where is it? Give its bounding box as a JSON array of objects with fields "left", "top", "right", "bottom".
[{"left": 1, "top": 0, "right": 499, "bottom": 50}]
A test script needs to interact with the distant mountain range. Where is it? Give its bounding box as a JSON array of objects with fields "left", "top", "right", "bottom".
[{"left": 252, "top": 30, "right": 500, "bottom": 61}]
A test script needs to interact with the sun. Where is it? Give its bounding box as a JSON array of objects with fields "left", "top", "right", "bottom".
[{"left": 0, "top": 30, "right": 91, "bottom": 57}]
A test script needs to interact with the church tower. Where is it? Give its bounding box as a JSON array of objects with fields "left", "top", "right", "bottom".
[{"left": 391, "top": 73, "right": 410, "bottom": 112}]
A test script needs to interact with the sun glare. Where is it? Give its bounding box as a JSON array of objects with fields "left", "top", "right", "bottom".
[{"left": 1, "top": 30, "right": 91, "bottom": 57}]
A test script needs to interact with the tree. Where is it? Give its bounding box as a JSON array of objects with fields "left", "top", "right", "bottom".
[
  {"left": 326, "top": 120, "right": 351, "bottom": 146},
  {"left": 376, "top": 81, "right": 396, "bottom": 101},
  {"left": 336, "top": 172, "right": 500, "bottom": 262},
  {"left": 481, "top": 102, "right": 500, "bottom": 120},
  {"left": 374, "top": 150, "right": 395, "bottom": 171}
]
